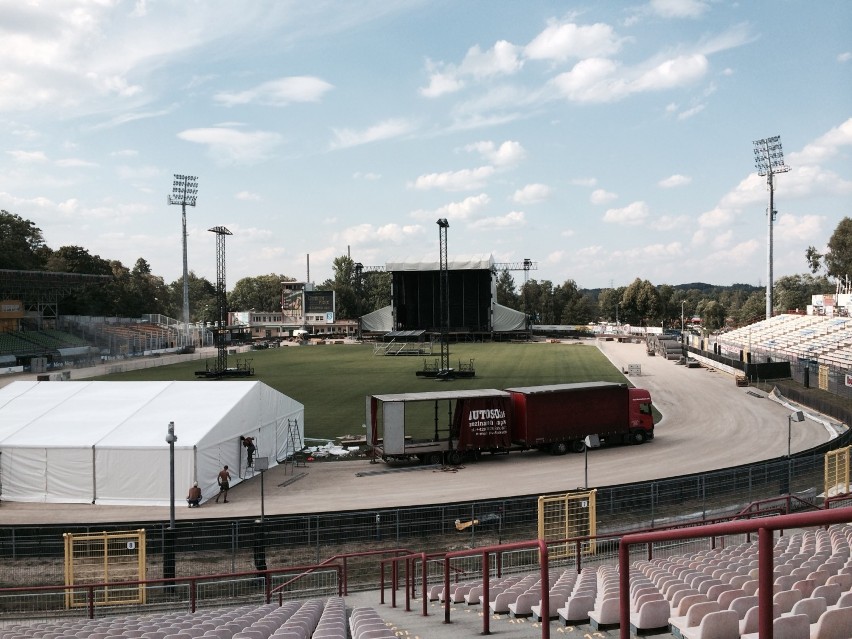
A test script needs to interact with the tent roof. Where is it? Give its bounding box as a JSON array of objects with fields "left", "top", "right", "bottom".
[
  {"left": 0, "top": 380, "right": 274, "bottom": 449},
  {"left": 386, "top": 255, "right": 494, "bottom": 272}
]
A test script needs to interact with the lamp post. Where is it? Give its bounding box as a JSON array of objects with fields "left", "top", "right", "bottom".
[
  {"left": 681, "top": 301, "right": 687, "bottom": 358},
  {"left": 787, "top": 410, "right": 805, "bottom": 494},
  {"left": 164, "top": 421, "right": 178, "bottom": 585}
]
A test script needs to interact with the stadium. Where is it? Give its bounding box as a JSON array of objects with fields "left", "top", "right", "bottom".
[{"left": 1, "top": 266, "right": 852, "bottom": 639}]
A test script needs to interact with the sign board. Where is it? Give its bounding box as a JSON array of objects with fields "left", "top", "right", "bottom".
[
  {"left": 628, "top": 364, "right": 642, "bottom": 376},
  {"left": 845, "top": 374, "right": 852, "bottom": 388},
  {"left": 305, "top": 290, "right": 335, "bottom": 314},
  {"left": 254, "top": 456, "right": 269, "bottom": 471}
]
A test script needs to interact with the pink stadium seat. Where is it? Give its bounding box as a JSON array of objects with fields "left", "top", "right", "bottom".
[
  {"left": 810, "top": 606, "right": 852, "bottom": 639},
  {"left": 680, "top": 609, "right": 740, "bottom": 639}
]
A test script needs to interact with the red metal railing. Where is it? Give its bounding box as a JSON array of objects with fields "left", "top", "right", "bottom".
[
  {"left": 617, "top": 506, "right": 852, "bottom": 639},
  {"left": 0, "top": 563, "right": 341, "bottom": 619}
]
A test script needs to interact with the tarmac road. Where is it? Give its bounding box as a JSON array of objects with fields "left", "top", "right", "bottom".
[{"left": 0, "top": 339, "right": 838, "bottom": 525}]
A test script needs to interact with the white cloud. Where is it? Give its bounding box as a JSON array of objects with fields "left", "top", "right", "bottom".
[
  {"left": 335, "top": 222, "right": 423, "bottom": 247},
  {"left": 465, "top": 140, "right": 526, "bottom": 167},
  {"left": 411, "top": 166, "right": 495, "bottom": 191},
  {"left": 571, "top": 177, "right": 597, "bottom": 187},
  {"left": 677, "top": 103, "right": 705, "bottom": 120},
  {"left": 7, "top": 150, "right": 48, "bottom": 163},
  {"left": 658, "top": 174, "right": 692, "bottom": 188},
  {"left": 649, "top": 0, "right": 709, "bottom": 19},
  {"left": 788, "top": 118, "right": 852, "bottom": 166},
  {"left": 214, "top": 76, "right": 333, "bottom": 107},
  {"left": 704, "top": 239, "right": 760, "bottom": 266},
  {"left": 512, "top": 183, "right": 551, "bottom": 204},
  {"left": 116, "top": 164, "right": 160, "bottom": 180},
  {"left": 633, "top": 54, "right": 708, "bottom": 91},
  {"left": 837, "top": 52, "right": 851, "bottom": 63},
  {"left": 410, "top": 193, "right": 491, "bottom": 221},
  {"left": 177, "top": 127, "right": 282, "bottom": 165},
  {"left": 524, "top": 20, "right": 622, "bottom": 61},
  {"left": 236, "top": 191, "right": 261, "bottom": 201},
  {"left": 468, "top": 210, "right": 526, "bottom": 229},
  {"left": 775, "top": 213, "right": 825, "bottom": 243},
  {"left": 55, "top": 158, "right": 98, "bottom": 168},
  {"left": 613, "top": 241, "right": 685, "bottom": 260},
  {"left": 590, "top": 188, "right": 617, "bottom": 204},
  {"left": 561, "top": 229, "right": 575, "bottom": 238},
  {"left": 697, "top": 206, "right": 733, "bottom": 229},
  {"left": 352, "top": 172, "right": 382, "bottom": 180},
  {"left": 603, "top": 201, "right": 649, "bottom": 225},
  {"left": 655, "top": 215, "right": 688, "bottom": 231},
  {"left": 419, "top": 40, "right": 522, "bottom": 98},
  {"left": 330, "top": 118, "right": 416, "bottom": 150}
]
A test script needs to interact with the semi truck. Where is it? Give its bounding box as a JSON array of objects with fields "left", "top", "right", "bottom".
[{"left": 366, "top": 381, "right": 654, "bottom": 465}]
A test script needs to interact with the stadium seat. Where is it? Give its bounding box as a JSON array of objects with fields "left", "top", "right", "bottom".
[
  {"left": 810, "top": 606, "right": 852, "bottom": 639},
  {"left": 680, "top": 609, "right": 740, "bottom": 639}
]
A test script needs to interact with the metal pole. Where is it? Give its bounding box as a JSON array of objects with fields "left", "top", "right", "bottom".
[
  {"left": 787, "top": 414, "right": 792, "bottom": 494},
  {"left": 260, "top": 469, "right": 265, "bottom": 523},
  {"left": 182, "top": 204, "right": 190, "bottom": 346},
  {"left": 167, "top": 422, "right": 177, "bottom": 529}
]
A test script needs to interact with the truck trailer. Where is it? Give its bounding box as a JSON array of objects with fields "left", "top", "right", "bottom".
[{"left": 367, "top": 382, "right": 653, "bottom": 464}]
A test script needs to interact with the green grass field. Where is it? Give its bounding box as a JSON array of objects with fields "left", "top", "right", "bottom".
[{"left": 95, "top": 342, "right": 628, "bottom": 440}]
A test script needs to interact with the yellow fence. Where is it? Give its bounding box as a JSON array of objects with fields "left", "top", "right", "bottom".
[
  {"left": 825, "top": 446, "right": 851, "bottom": 499},
  {"left": 63, "top": 529, "right": 147, "bottom": 609},
  {"left": 537, "top": 490, "right": 596, "bottom": 560}
]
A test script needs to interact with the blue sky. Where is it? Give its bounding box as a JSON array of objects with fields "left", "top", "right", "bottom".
[{"left": 1, "top": 0, "right": 850, "bottom": 291}]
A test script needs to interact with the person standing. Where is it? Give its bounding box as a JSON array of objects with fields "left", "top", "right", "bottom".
[
  {"left": 215, "top": 465, "right": 231, "bottom": 503},
  {"left": 241, "top": 435, "right": 256, "bottom": 467}
]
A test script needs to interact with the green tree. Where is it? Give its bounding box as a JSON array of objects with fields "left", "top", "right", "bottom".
[
  {"left": 167, "top": 272, "right": 217, "bottom": 322},
  {"left": 361, "top": 271, "right": 391, "bottom": 313},
  {"left": 701, "top": 300, "right": 727, "bottom": 332},
  {"left": 496, "top": 270, "right": 519, "bottom": 309},
  {"left": 318, "top": 256, "right": 360, "bottom": 319},
  {"left": 621, "top": 278, "right": 661, "bottom": 325},
  {"left": 0, "top": 210, "right": 48, "bottom": 270},
  {"left": 737, "top": 291, "right": 766, "bottom": 325},
  {"left": 228, "top": 274, "right": 292, "bottom": 313},
  {"left": 774, "top": 273, "right": 831, "bottom": 314},
  {"left": 807, "top": 217, "right": 852, "bottom": 279},
  {"left": 598, "top": 288, "right": 624, "bottom": 322}
]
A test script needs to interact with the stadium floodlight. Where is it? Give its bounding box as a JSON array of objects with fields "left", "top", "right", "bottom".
[
  {"left": 168, "top": 174, "right": 199, "bottom": 347},
  {"left": 752, "top": 136, "right": 790, "bottom": 320}
]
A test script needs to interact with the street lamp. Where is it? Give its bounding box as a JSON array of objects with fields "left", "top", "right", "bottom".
[
  {"left": 681, "top": 301, "right": 687, "bottom": 357},
  {"left": 164, "top": 421, "right": 178, "bottom": 585},
  {"left": 787, "top": 410, "right": 805, "bottom": 494}
]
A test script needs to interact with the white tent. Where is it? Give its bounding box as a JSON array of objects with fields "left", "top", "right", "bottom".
[{"left": 0, "top": 380, "right": 304, "bottom": 506}]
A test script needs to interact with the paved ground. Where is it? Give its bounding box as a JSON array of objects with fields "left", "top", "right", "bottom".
[{"left": 0, "top": 339, "right": 837, "bottom": 525}]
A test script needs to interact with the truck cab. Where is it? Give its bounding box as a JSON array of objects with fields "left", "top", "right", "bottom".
[{"left": 628, "top": 387, "right": 654, "bottom": 440}]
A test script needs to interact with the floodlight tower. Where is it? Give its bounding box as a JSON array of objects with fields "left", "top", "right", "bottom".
[
  {"left": 437, "top": 218, "right": 450, "bottom": 375},
  {"left": 168, "top": 174, "right": 199, "bottom": 346},
  {"left": 753, "top": 136, "right": 790, "bottom": 320},
  {"left": 209, "top": 226, "right": 232, "bottom": 373}
]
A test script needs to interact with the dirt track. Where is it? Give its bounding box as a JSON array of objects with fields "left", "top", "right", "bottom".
[{"left": 0, "top": 339, "right": 837, "bottom": 525}]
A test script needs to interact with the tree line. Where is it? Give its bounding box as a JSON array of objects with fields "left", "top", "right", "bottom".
[{"left": 2, "top": 209, "right": 849, "bottom": 330}]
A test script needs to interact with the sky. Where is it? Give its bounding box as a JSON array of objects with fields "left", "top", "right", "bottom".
[{"left": 1, "top": 0, "right": 850, "bottom": 292}]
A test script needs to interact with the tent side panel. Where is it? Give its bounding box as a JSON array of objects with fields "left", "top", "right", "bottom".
[
  {"left": 47, "top": 447, "right": 94, "bottom": 503},
  {"left": 1, "top": 448, "right": 48, "bottom": 503},
  {"left": 94, "top": 448, "right": 195, "bottom": 506}
]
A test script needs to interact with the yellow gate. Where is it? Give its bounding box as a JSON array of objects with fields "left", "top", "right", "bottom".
[
  {"left": 538, "top": 490, "right": 596, "bottom": 560},
  {"left": 819, "top": 365, "right": 830, "bottom": 391},
  {"left": 825, "top": 446, "right": 851, "bottom": 499},
  {"left": 63, "top": 529, "right": 147, "bottom": 609}
]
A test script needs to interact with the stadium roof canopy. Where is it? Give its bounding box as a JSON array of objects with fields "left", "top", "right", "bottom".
[{"left": 0, "top": 269, "right": 111, "bottom": 302}]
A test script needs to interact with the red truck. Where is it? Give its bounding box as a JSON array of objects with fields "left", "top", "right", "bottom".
[{"left": 367, "top": 382, "right": 654, "bottom": 464}]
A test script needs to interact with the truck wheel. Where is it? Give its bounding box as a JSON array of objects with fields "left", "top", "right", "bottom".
[
  {"left": 447, "top": 450, "right": 463, "bottom": 466},
  {"left": 570, "top": 440, "right": 586, "bottom": 453},
  {"left": 551, "top": 442, "right": 568, "bottom": 455},
  {"left": 631, "top": 431, "right": 646, "bottom": 444},
  {"left": 425, "top": 452, "right": 443, "bottom": 466}
]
